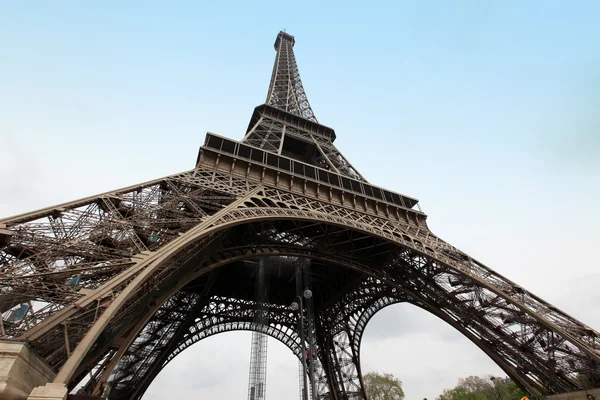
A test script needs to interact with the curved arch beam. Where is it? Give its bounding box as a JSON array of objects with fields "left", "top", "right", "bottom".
[
  {"left": 341, "top": 290, "right": 538, "bottom": 393},
  {"left": 44, "top": 197, "right": 600, "bottom": 393},
  {"left": 118, "top": 318, "right": 305, "bottom": 400},
  {"left": 165, "top": 314, "right": 303, "bottom": 365},
  {"left": 101, "top": 240, "right": 585, "bottom": 396},
  {"left": 74, "top": 244, "right": 371, "bottom": 395}
]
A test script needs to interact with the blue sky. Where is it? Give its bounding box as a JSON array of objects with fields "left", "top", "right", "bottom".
[{"left": 1, "top": 1, "right": 599, "bottom": 399}]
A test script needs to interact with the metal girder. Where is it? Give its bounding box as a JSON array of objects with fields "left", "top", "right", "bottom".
[
  {"left": 107, "top": 297, "right": 303, "bottom": 400},
  {"left": 242, "top": 31, "right": 365, "bottom": 181},
  {"left": 99, "top": 216, "right": 599, "bottom": 398},
  {"left": 266, "top": 31, "right": 317, "bottom": 122}
]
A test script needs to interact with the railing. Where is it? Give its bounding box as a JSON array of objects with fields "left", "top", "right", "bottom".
[{"left": 203, "top": 133, "right": 422, "bottom": 213}]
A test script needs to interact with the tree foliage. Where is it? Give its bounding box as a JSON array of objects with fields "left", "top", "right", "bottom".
[
  {"left": 363, "top": 372, "right": 405, "bottom": 400},
  {"left": 437, "top": 375, "right": 527, "bottom": 400}
]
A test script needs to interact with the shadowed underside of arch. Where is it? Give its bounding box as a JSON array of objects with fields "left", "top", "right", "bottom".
[
  {"left": 51, "top": 194, "right": 599, "bottom": 399},
  {"left": 88, "top": 225, "right": 600, "bottom": 400}
]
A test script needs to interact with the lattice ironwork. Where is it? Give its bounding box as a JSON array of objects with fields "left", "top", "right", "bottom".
[
  {"left": 0, "top": 31, "right": 599, "bottom": 400},
  {"left": 266, "top": 32, "right": 317, "bottom": 122},
  {"left": 247, "top": 258, "right": 271, "bottom": 400}
]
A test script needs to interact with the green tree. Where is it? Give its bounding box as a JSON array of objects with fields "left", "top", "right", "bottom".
[
  {"left": 363, "top": 372, "right": 405, "bottom": 400},
  {"left": 436, "top": 375, "right": 527, "bottom": 400},
  {"left": 503, "top": 381, "right": 528, "bottom": 400},
  {"left": 438, "top": 385, "right": 487, "bottom": 400}
]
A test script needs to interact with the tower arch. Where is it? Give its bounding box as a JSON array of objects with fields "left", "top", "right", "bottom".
[{"left": 60, "top": 209, "right": 599, "bottom": 397}]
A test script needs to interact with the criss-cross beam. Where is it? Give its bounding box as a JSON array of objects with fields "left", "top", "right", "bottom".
[
  {"left": 74, "top": 229, "right": 375, "bottom": 398},
  {"left": 106, "top": 297, "right": 305, "bottom": 400},
  {"left": 266, "top": 31, "right": 317, "bottom": 122},
  {"left": 0, "top": 169, "right": 247, "bottom": 364},
  {"left": 66, "top": 216, "right": 600, "bottom": 398},
  {"left": 241, "top": 31, "right": 364, "bottom": 181},
  {"left": 252, "top": 212, "right": 600, "bottom": 394},
  {"left": 70, "top": 227, "right": 391, "bottom": 399},
  {"left": 72, "top": 271, "right": 219, "bottom": 396},
  {"left": 240, "top": 105, "right": 364, "bottom": 181}
]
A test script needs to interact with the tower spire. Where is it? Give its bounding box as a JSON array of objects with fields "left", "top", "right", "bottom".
[
  {"left": 242, "top": 31, "right": 365, "bottom": 181},
  {"left": 266, "top": 31, "right": 317, "bottom": 122}
]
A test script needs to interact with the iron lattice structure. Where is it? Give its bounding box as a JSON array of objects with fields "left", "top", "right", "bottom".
[
  {"left": 247, "top": 258, "right": 270, "bottom": 400},
  {"left": 1, "top": 31, "right": 599, "bottom": 399}
]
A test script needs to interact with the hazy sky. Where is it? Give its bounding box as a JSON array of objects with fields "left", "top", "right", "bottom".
[{"left": 1, "top": 1, "right": 599, "bottom": 399}]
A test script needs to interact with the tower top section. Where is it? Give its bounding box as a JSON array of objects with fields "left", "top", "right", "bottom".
[
  {"left": 265, "top": 31, "right": 317, "bottom": 122},
  {"left": 241, "top": 32, "right": 365, "bottom": 181},
  {"left": 274, "top": 31, "right": 295, "bottom": 50}
]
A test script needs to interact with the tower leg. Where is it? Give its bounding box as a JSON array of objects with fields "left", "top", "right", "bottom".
[
  {"left": 0, "top": 342, "right": 57, "bottom": 400},
  {"left": 316, "top": 327, "right": 365, "bottom": 400},
  {"left": 26, "top": 384, "right": 67, "bottom": 400}
]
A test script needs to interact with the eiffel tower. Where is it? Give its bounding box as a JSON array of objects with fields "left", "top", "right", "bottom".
[{"left": 1, "top": 31, "right": 599, "bottom": 400}]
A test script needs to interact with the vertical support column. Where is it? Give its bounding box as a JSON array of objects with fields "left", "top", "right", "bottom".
[
  {"left": 315, "top": 321, "right": 366, "bottom": 399},
  {"left": 317, "top": 329, "right": 342, "bottom": 400},
  {"left": 295, "top": 261, "right": 310, "bottom": 400},
  {"left": 248, "top": 257, "right": 270, "bottom": 400},
  {"left": 294, "top": 258, "right": 324, "bottom": 400},
  {"left": 303, "top": 262, "right": 318, "bottom": 400}
]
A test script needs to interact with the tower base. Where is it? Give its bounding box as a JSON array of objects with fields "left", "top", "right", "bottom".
[
  {"left": 0, "top": 341, "right": 57, "bottom": 400},
  {"left": 27, "top": 383, "right": 67, "bottom": 400}
]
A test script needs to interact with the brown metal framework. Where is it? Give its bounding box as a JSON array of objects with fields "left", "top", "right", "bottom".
[{"left": 0, "top": 31, "right": 599, "bottom": 400}]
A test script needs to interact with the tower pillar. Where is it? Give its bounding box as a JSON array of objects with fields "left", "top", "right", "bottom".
[
  {"left": 27, "top": 383, "right": 67, "bottom": 400},
  {"left": 315, "top": 323, "right": 365, "bottom": 399},
  {"left": 0, "top": 341, "right": 57, "bottom": 400},
  {"left": 1, "top": 30, "right": 599, "bottom": 399}
]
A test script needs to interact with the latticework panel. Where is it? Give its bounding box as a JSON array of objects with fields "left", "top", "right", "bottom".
[
  {"left": 266, "top": 32, "right": 316, "bottom": 122},
  {"left": 243, "top": 118, "right": 285, "bottom": 153},
  {"left": 107, "top": 295, "right": 304, "bottom": 400},
  {"left": 0, "top": 169, "right": 257, "bottom": 369},
  {"left": 101, "top": 201, "right": 600, "bottom": 398},
  {"left": 241, "top": 113, "right": 365, "bottom": 181},
  {"left": 247, "top": 257, "right": 271, "bottom": 400}
]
